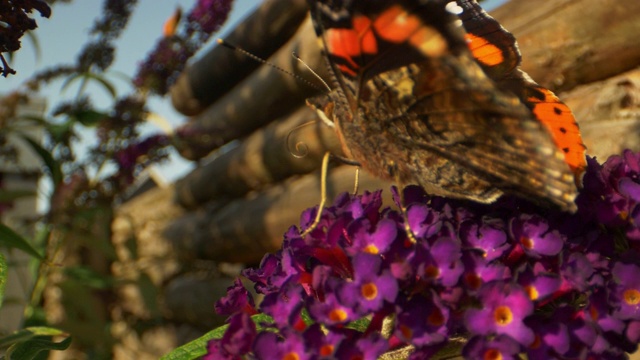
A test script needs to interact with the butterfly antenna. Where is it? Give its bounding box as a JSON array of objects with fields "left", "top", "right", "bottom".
[
  {"left": 217, "top": 39, "right": 327, "bottom": 93},
  {"left": 292, "top": 52, "right": 331, "bottom": 92},
  {"left": 286, "top": 120, "right": 318, "bottom": 158}
]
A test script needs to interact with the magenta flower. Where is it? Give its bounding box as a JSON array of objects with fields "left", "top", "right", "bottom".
[
  {"left": 214, "top": 278, "right": 256, "bottom": 316},
  {"left": 396, "top": 293, "right": 450, "bottom": 346},
  {"left": 462, "top": 335, "right": 521, "bottom": 360},
  {"left": 610, "top": 262, "right": 640, "bottom": 320},
  {"left": 253, "top": 330, "right": 310, "bottom": 360},
  {"left": 204, "top": 312, "right": 255, "bottom": 359},
  {"left": 465, "top": 282, "right": 534, "bottom": 345}
]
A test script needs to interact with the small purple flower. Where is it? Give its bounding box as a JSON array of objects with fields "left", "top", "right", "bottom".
[
  {"left": 303, "top": 324, "right": 344, "bottom": 357},
  {"left": 510, "top": 214, "right": 564, "bottom": 258},
  {"left": 333, "top": 332, "right": 389, "bottom": 360},
  {"left": 465, "top": 282, "right": 535, "bottom": 346},
  {"left": 253, "top": 330, "right": 311, "bottom": 360},
  {"left": 260, "top": 281, "right": 306, "bottom": 329},
  {"left": 308, "top": 291, "right": 357, "bottom": 326},
  {"left": 460, "top": 219, "right": 509, "bottom": 262},
  {"left": 462, "top": 335, "right": 521, "bottom": 360},
  {"left": 559, "top": 252, "right": 594, "bottom": 293},
  {"left": 587, "top": 290, "right": 625, "bottom": 334},
  {"left": 337, "top": 253, "right": 398, "bottom": 314},
  {"left": 395, "top": 293, "right": 450, "bottom": 347},
  {"left": 242, "top": 253, "right": 280, "bottom": 295},
  {"left": 204, "top": 312, "right": 256, "bottom": 359},
  {"left": 524, "top": 316, "right": 569, "bottom": 358},
  {"left": 215, "top": 278, "right": 256, "bottom": 316},
  {"left": 461, "top": 251, "right": 510, "bottom": 292},
  {"left": 345, "top": 218, "right": 397, "bottom": 256},
  {"left": 415, "top": 237, "right": 463, "bottom": 287},
  {"left": 516, "top": 265, "right": 561, "bottom": 303},
  {"left": 626, "top": 320, "right": 640, "bottom": 344},
  {"left": 610, "top": 262, "right": 640, "bottom": 320},
  {"left": 406, "top": 203, "right": 442, "bottom": 240}
]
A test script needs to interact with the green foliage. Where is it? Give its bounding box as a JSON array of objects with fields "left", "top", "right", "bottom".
[
  {"left": 3, "top": 335, "right": 72, "bottom": 360},
  {"left": 0, "top": 253, "right": 6, "bottom": 309},
  {"left": 0, "top": 224, "right": 43, "bottom": 260},
  {"left": 0, "top": 327, "right": 71, "bottom": 360},
  {"left": 61, "top": 72, "right": 118, "bottom": 99},
  {"left": 18, "top": 135, "right": 63, "bottom": 186}
]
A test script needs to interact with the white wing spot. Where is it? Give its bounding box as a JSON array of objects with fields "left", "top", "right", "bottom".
[{"left": 445, "top": 2, "right": 463, "bottom": 15}]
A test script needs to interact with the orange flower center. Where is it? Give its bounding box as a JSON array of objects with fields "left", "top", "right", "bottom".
[
  {"left": 363, "top": 244, "right": 379, "bottom": 254},
  {"left": 320, "top": 344, "right": 334, "bottom": 356},
  {"left": 483, "top": 348, "right": 503, "bottom": 360},
  {"left": 520, "top": 236, "right": 534, "bottom": 249},
  {"left": 624, "top": 289, "right": 640, "bottom": 305},
  {"left": 282, "top": 352, "right": 300, "bottom": 360},
  {"left": 525, "top": 285, "right": 539, "bottom": 301},
  {"left": 361, "top": 282, "right": 378, "bottom": 300},
  {"left": 329, "top": 308, "right": 348, "bottom": 322},
  {"left": 494, "top": 305, "right": 513, "bottom": 326}
]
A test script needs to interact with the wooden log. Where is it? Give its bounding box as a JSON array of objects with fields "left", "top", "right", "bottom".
[
  {"left": 170, "top": 0, "right": 309, "bottom": 116},
  {"left": 561, "top": 67, "right": 640, "bottom": 160},
  {"left": 165, "top": 166, "right": 392, "bottom": 264},
  {"left": 173, "top": 18, "right": 328, "bottom": 160},
  {"left": 174, "top": 106, "right": 344, "bottom": 209},
  {"left": 493, "top": 0, "right": 640, "bottom": 92}
]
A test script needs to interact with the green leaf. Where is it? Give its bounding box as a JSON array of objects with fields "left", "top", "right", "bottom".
[
  {"left": 0, "top": 224, "right": 43, "bottom": 260},
  {"left": 160, "top": 314, "right": 274, "bottom": 360},
  {"left": 18, "top": 135, "right": 62, "bottom": 186},
  {"left": 0, "top": 327, "right": 67, "bottom": 348},
  {"left": 71, "top": 109, "right": 107, "bottom": 127},
  {"left": 86, "top": 73, "right": 117, "bottom": 99},
  {"left": 0, "top": 189, "right": 36, "bottom": 203},
  {"left": 0, "top": 253, "right": 7, "bottom": 309},
  {"left": 347, "top": 317, "right": 371, "bottom": 332},
  {"left": 63, "top": 266, "right": 115, "bottom": 289},
  {"left": 46, "top": 121, "right": 73, "bottom": 144},
  {"left": 5, "top": 336, "right": 71, "bottom": 360},
  {"left": 61, "top": 72, "right": 117, "bottom": 99}
]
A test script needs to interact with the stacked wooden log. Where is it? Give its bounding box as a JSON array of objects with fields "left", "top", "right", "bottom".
[{"left": 110, "top": 0, "right": 640, "bottom": 358}]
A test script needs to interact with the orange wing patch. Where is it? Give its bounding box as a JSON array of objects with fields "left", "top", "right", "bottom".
[
  {"left": 465, "top": 33, "right": 503, "bottom": 67},
  {"left": 528, "top": 87, "right": 587, "bottom": 181}
]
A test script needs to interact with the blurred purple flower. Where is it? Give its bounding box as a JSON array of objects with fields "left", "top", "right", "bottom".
[{"left": 187, "top": 0, "right": 233, "bottom": 35}]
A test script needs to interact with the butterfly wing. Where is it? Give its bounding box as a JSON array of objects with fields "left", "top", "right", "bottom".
[
  {"left": 457, "top": 0, "right": 587, "bottom": 181},
  {"left": 307, "top": 0, "right": 583, "bottom": 211}
]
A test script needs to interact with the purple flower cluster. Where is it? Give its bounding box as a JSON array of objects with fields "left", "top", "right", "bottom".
[
  {"left": 186, "top": 0, "right": 233, "bottom": 36},
  {"left": 133, "top": 0, "right": 233, "bottom": 95},
  {"left": 206, "top": 150, "right": 640, "bottom": 360},
  {"left": 113, "top": 133, "right": 169, "bottom": 185}
]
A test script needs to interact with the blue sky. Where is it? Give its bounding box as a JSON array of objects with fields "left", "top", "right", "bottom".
[{"left": 0, "top": 0, "right": 507, "bottom": 184}]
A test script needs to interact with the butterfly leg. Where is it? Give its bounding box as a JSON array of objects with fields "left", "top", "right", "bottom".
[
  {"left": 352, "top": 166, "right": 360, "bottom": 196},
  {"left": 388, "top": 161, "right": 418, "bottom": 244},
  {"left": 300, "top": 151, "right": 331, "bottom": 237}
]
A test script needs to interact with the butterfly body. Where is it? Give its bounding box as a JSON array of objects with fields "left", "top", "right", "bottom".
[{"left": 307, "top": 0, "right": 586, "bottom": 212}]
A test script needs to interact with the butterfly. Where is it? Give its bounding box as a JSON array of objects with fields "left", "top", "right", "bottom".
[{"left": 305, "top": 0, "right": 587, "bottom": 212}]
